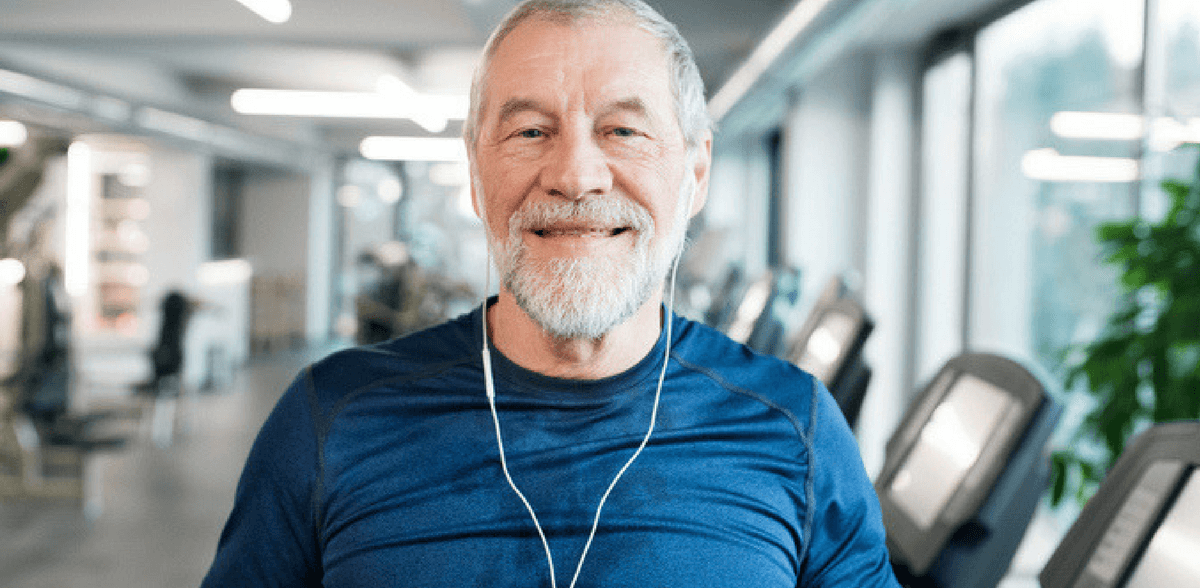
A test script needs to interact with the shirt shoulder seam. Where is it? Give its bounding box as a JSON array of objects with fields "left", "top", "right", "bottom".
[
  {"left": 309, "top": 353, "right": 476, "bottom": 545},
  {"left": 671, "top": 351, "right": 819, "bottom": 566}
]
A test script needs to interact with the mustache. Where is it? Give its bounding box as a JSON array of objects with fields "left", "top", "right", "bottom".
[{"left": 509, "top": 197, "right": 653, "bottom": 235}]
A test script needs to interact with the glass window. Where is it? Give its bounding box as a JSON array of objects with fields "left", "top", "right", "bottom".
[
  {"left": 917, "top": 51, "right": 973, "bottom": 382},
  {"left": 1143, "top": 0, "right": 1200, "bottom": 218},
  {"left": 1149, "top": 0, "right": 1200, "bottom": 124},
  {"left": 971, "top": 0, "right": 1145, "bottom": 372}
]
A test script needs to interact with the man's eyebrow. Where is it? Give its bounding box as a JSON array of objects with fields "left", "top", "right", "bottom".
[
  {"left": 598, "top": 97, "right": 650, "bottom": 119},
  {"left": 496, "top": 98, "right": 547, "bottom": 125},
  {"left": 493, "top": 96, "right": 655, "bottom": 126}
]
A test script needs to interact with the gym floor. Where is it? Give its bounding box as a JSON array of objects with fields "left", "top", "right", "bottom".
[{"left": 0, "top": 348, "right": 321, "bottom": 588}]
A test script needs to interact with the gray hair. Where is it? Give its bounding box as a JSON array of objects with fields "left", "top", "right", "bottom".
[{"left": 463, "top": 0, "right": 711, "bottom": 152}]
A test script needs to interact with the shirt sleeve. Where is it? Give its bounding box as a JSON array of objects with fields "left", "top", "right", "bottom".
[
  {"left": 800, "top": 380, "right": 901, "bottom": 588},
  {"left": 202, "top": 371, "right": 324, "bottom": 587}
]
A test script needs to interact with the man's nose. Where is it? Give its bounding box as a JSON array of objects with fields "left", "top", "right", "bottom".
[{"left": 542, "top": 127, "right": 612, "bottom": 200}]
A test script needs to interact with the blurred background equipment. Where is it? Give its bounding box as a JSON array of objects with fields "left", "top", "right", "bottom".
[
  {"left": 785, "top": 276, "right": 875, "bottom": 430},
  {"left": 0, "top": 136, "right": 70, "bottom": 248},
  {"left": 250, "top": 274, "right": 305, "bottom": 353},
  {"left": 140, "top": 290, "right": 198, "bottom": 395},
  {"left": 1039, "top": 420, "right": 1200, "bottom": 588},
  {"left": 700, "top": 264, "right": 749, "bottom": 331},
  {"left": 0, "top": 134, "right": 133, "bottom": 507},
  {"left": 876, "top": 353, "right": 1062, "bottom": 588},
  {"left": 720, "top": 266, "right": 803, "bottom": 356},
  {"left": 353, "top": 240, "right": 475, "bottom": 344}
]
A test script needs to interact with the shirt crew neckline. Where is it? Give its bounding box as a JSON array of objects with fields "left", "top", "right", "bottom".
[{"left": 470, "top": 297, "right": 681, "bottom": 403}]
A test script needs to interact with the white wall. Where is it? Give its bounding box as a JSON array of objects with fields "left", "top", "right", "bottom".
[
  {"left": 783, "top": 54, "right": 873, "bottom": 294},
  {"left": 139, "top": 145, "right": 213, "bottom": 388},
  {"left": 65, "top": 141, "right": 218, "bottom": 392},
  {"left": 241, "top": 168, "right": 311, "bottom": 278},
  {"left": 703, "top": 134, "right": 772, "bottom": 276},
  {"left": 239, "top": 166, "right": 312, "bottom": 348},
  {"left": 915, "top": 53, "right": 974, "bottom": 383},
  {"left": 859, "top": 50, "right": 920, "bottom": 477}
]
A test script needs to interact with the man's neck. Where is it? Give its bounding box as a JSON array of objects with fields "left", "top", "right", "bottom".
[{"left": 486, "top": 291, "right": 665, "bottom": 380}]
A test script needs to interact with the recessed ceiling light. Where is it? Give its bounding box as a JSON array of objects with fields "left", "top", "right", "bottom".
[
  {"left": 0, "top": 120, "right": 28, "bottom": 147},
  {"left": 230, "top": 87, "right": 466, "bottom": 131},
  {"left": 360, "top": 137, "right": 467, "bottom": 162},
  {"left": 234, "top": 0, "right": 292, "bottom": 24},
  {"left": 1021, "top": 148, "right": 1140, "bottom": 183},
  {"left": 1050, "top": 111, "right": 1145, "bottom": 141}
]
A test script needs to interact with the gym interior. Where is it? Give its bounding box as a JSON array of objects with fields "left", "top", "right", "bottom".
[{"left": 2, "top": 0, "right": 1198, "bottom": 586}]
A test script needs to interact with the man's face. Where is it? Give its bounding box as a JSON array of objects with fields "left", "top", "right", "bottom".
[{"left": 470, "top": 16, "right": 709, "bottom": 339}]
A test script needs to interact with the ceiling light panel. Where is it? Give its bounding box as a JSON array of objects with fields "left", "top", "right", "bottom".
[
  {"left": 360, "top": 137, "right": 467, "bottom": 162},
  {"left": 1021, "top": 148, "right": 1140, "bottom": 183},
  {"left": 234, "top": 0, "right": 293, "bottom": 24},
  {"left": 230, "top": 88, "right": 467, "bottom": 126},
  {"left": 0, "top": 120, "right": 28, "bottom": 147}
]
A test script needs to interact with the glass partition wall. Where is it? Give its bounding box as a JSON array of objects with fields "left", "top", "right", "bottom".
[
  {"left": 915, "top": 1, "right": 1195, "bottom": 581},
  {"left": 969, "top": 0, "right": 1145, "bottom": 371}
]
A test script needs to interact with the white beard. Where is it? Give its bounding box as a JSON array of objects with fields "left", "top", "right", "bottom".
[{"left": 492, "top": 183, "right": 692, "bottom": 340}]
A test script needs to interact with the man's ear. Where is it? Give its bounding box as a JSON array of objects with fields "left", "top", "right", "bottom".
[
  {"left": 689, "top": 130, "right": 712, "bottom": 218},
  {"left": 470, "top": 181, "right": 482, "bottom": 219},
  {"left": 466, "top": 145, "right": 484, "bottom": 220}
]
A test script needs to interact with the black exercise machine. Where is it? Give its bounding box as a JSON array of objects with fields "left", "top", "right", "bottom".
[
  {"left": 876, "top": 352, "right": 1062, "bottom": 588},
  {"left": 1040, "top": 420, "right": 1200, "bottom": 588}
]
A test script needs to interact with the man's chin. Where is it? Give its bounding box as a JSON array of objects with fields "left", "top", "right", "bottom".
[{"left": 507, "top": 265, "right": 650, "bottom": 341}]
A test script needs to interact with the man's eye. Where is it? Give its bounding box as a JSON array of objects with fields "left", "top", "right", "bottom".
[
  {"left": 612, "top": 127, "right": 637, "bottom": 137},
  {"left": 517, "top": 128, "right": 544, "bottom": 139}
]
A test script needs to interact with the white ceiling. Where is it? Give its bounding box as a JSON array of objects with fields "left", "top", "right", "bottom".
[{"left": 0, "top": 0, "right": 792, "bottom": 158}]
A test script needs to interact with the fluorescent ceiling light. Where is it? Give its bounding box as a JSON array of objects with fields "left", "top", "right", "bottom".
[
  {"left": 1050, "top": 111, "right": 1144, "bottom": 141},
  {"left": 234, "top": 0, "right": 292, "bottom": 23},
  {"left": 360, "top": 136, "right": 467, "bottom": 162},
  {"left": 231, "top": 86, "right": 467, "bottom": 132},
  {"left": 377, "top": 75, "right": 449, "bottom": 133},
  {"left": 0, "top": 259, "right": 26, "bottom": 287},
  {"left": 0, "top": 120, "right": 28, "bottom": 147},
  {"left": 1150, "top": 117, "right": 1200, "bottom": 152},
  {"left": 1021, "top": 148, "right": 1140, "bottom": 183},
  {"left": 1050, "top": 111, "right": 1200, "bottom": 152},
  {"left": 198, "top": 259, "right": 253, "bottom": 286},
  {"left": 708, "top": 0, "right": 836, "bottom": 121}
]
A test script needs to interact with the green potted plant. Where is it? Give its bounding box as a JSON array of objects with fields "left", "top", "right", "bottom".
[{"left": 1050, "top": 145, "right": 1200, "bottom": 507}]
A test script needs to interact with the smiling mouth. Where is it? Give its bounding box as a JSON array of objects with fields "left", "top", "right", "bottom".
[{"left": 531, "top": 226, "right": 633, "bottom": 238}]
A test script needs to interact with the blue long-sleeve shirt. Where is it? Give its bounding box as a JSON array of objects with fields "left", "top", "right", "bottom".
[{"left": 203, "top": 305, "right": 900, "bottom": 587}]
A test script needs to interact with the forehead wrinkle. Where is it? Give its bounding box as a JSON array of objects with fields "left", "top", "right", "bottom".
[{"left": 478, "top": 20, "right": 681, "bottom": 146}]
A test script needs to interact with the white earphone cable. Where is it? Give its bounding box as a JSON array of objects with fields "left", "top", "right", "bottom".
[{"left": 480, "top": 182, "right": 693, "bottom": 588}]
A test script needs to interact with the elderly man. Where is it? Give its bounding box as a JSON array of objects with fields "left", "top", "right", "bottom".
[{"left": 202, "top": 1, "right": 900, "bottom": 586}]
